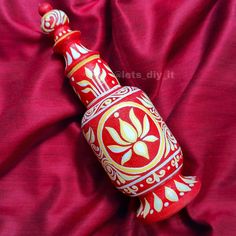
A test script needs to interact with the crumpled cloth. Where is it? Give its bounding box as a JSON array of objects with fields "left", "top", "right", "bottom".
[{"left": 0, "top": 0, "right": 236, "bottom": 235}]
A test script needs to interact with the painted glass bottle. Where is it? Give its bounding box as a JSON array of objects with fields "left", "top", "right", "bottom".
[{"left": 39, "top": 3, "right": 201, "bottom": 223}]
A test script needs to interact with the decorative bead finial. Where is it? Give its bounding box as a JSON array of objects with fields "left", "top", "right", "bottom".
[
  {"left": 39, "top": 2, "right": 70, "bottom": 42},
  {"left": 38, "top": 2, "right": 53, "bottom": 16}
]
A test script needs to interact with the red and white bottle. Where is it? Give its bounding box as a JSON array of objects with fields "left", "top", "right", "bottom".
[{"left": 39, "top": 3, "right": 201, "bottom": 223}]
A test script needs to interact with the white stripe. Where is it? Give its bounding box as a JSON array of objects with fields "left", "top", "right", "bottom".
[
  {"left": 81, "top": 87, "right": 140, "bottom": 126},
  {"left": 87, "top": 85, "right": 121, "bottom": 108},
  {"left": 129, "top": 164, "right": 182, "bottom": 197},
  {"left": 117, "top": 148, "right": 181, "bottom": 190}
]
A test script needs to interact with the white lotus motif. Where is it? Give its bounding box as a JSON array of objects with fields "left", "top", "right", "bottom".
[{"left": 106, "top": 108, "right": 159, "bottom": 165}]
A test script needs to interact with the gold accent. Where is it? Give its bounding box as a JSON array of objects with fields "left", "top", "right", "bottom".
[
  {"left": 67, "top": 55, "right": 100, "bottom": 78},
  {"left": 97, "top": 102, "right": 165, "bottom": 174}
]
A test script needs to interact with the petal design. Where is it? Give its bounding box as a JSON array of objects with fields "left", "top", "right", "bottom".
[
  {"left": 129, "top": 108, "right": 142, "bottom": 137},
  {"left": 81, "top": 45, "right": 89, "bottom": 53},
  {"left": 108, "top": 145, "right": 131, "bottom": 153},
  {"left": 108, "top": 73, "right": 116, "bottom": 78},
  {"left": 119, "top": 118, "right": 137, "bottom": 143},
  {"left": 105, "top": 127, "right": 130, "bottom": 145},
  {"left": 174, "top": 181, "right": 191, "bottom": 192},
  {"left": 143, "top": 198, "right": 150, "bottom": 218},
  {"left": 100, "top": 69, "right": 106, "bottom": 82},
  {"left": 153, "top": 193, "right": 163, "bottom": 212},
  {"left": 143, "top": 135, "right": 158, "bottom": 142},
  {"left": 84, "top": 128, "right": 95, "bottom": 144},
  {"left": 77, "top": 80, "right": 90, "bottom": 87},
  {"left": 140, "top": 115, "right": 150, "bottom": 138},
  {"left": 78, "top": 81, "right": 99, "bottom": 96},
  {"left": 75, "top": 44, "right": 88, "bottom": 54},
  {"left": 103, "top": 63, "right": 113, "bottom": 73},
  {"left": 84, "top": 129, "right": 91, "bottom": 142},
  {"left": 133, "top": 141, "right": 149, "bottom": 159},
  {"left": 94, "top": 63, "right": 100, "bottom": 77},
  {"left": 85, "top": 67, "right": 93, "bottom": 80},
  {"left": 165, "top": 187, "right": 179, "bottom": 202},
  {"left": 66, "top": 52, "right": 72, "bottom": 65},
  {"left": 89, "top": 128, "right": 95, "bottom": 143},
  {"left": 81, "top": 88, "right": 92, "bottom": 93},
  {"left": 137, "top": 96, "right": 153, "bottom": 108},
  {"left": 66, "top": 52, "right": 72, "bottom": 66},
  {"left": 137, "top": 200, "right": 143, "bottom": 217},
  {"left": 180, "top": 176, "right": 197, "bottom": 184},
  {"left": 70, "top": 47, "right": 80, "bottom": 59},
  {"left": 121, "top": 149, "right": 132, "bottom": 165}
]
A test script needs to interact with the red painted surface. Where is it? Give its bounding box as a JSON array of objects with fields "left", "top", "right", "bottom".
[{"left": 38, "top": 3, "right": 201, "bottom": 223}]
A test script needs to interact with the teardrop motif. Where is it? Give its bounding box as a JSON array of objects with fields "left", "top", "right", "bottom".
[
  {"left": 165, "top": 187, "right": 179, "bottom": 202},
  {"left": 143, "top": 198, "right": 150, "bottom": 218},
  {"left": 153, "top": 193, "right": 163, "bottom": 212},
  {"left": 174, "top": 180, "right": 191, "bottom": 192}
]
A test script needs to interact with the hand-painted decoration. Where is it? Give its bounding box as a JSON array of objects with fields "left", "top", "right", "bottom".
[{"left": 39, "top": 3, "right": 201, "bottom": 223}]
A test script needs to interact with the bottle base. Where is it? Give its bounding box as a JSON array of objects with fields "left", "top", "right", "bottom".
[{"left": 136, "top": 174, "right": 201, "bottom": 223}]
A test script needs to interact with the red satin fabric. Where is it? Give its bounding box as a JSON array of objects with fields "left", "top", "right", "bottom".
[{"left": 0, "top": 0, "right": 236, "bottom": 235}]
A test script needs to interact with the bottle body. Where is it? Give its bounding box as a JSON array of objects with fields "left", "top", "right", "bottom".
[
  {"left": 81, "top": 85, "right": 200, "bottom": 222},
  {"left": 39, "top": 3, "right": 201, "bottom": 223}
]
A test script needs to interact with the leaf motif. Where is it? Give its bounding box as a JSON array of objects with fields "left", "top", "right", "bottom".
[
  {"left": 165, "top": 187, "right": 179, "bottom": 202},
  {"left": 119, "top": 118, "right": 137, "bottom": 143},
  {"left": 174, "top": 180, "right": 191, "bottom": 192},
  {"left": 143, "top": 96, "right": 153, "bottom": 107},
  {"left": 137, "top": 200, "right": 143, "bottom": 217},
  {"left": 75, "top": 44, "right": 88, "bottom": 54},
  {"left": 81, "top": 88, "right": 92, "bottom": 93},
  {"left": 129, "top": 109, "right": 142, "bottom": 137},
  {"left": 153, "top": 193, "right": 163, "bottom": 212},
  {"left": 100, "top": 69, "right": 106, "bottom": 82},
  {"left": 81, "top": 45, "right": 89, "bottom": 53},
  {"left": 108, "top": 145, "right": 131, "bottom": 153},
  {"left": 84, "top": 128, "right": 91, "bottom": 142},
  {"left": 121, "top": 149, "right": 132, "bottom": 165},
  {"left": 89, "top": 128, "right": 95, "bottom": 143},
  {"left": 70, "top": 47, "right": 80, "bottom": 59},
  {"left": 77, "top": 80, "right": 90, "bottom": 87},
  {"left": 180, "top": 176, "right": 197, "bottom": 184},
  {"left": 94, "top": 63, "right": 100, "bottom": 77},
  {"left": 105, "top": 127, "right": 130, "bottom": 145},
  {"left": 66, "top": 52, "right": 72, "bottom": 65},
  {"left": 85, "top": 67, "right": 93, "bottom": 80},
  {"left": 108, "top": 73, "right": 116, "bottom": 78},
  {"left": 133, "top": 141, "right": 149, "bottom": 159},
  {"left": 143, "top": 198, "right": 150, "bottom": 218},
  {"left": 143, "top": 135, "right": 158, "bottom": 142},
  {"left": 137, "top": 97, "right": 153, "bottom": 108},
  {"left": 103, "top": 63, "right": 113, "bottom": 73},
  {"left": 140, "top": 115, "right": 150, "bottom": 138}
]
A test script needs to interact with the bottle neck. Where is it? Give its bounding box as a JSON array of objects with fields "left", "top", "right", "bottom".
[{"left": 54, "top": 31, "right": 121, "bottom": 107}]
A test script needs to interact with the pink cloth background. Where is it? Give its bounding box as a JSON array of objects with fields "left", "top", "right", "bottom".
[{"left": 0, "top": 0, "right": 236, "bottom": 235}]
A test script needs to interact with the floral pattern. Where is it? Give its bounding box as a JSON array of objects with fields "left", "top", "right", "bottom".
[
  {"left": 78, "top": 62, "right": 118, "bottom": 98},
  {"left": 137, "top": 175, "right": 198, "bottom": 219},
  {"left": 78, "top": 63, "right": 107, "bottom": 97},
  {"left": 106, "top": 108, "right": 159, "bottom": 165}
]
